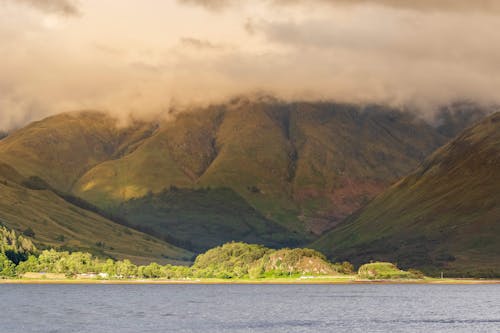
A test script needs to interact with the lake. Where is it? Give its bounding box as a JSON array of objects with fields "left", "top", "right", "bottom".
[{"left": 1, "top": 284, "right": 499, "bottom": 332}]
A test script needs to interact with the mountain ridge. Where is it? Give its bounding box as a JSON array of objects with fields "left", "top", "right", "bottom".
[
  {"left": 0, "top": 100, "right": 491, "bottom": 257},
  {"left": 313, "top": 112, "right": 500, "bottom": 276}
]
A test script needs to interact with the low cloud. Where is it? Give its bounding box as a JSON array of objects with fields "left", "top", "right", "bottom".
[
  {"left": 179, "top": 0, "right": 231, "bottom": 10},
  {"left": 1, "top": 0, "right": 499, "bottom": 130},
  {"left": 179, "top": 0, "right": 500, "bottom": 12},
  {"left": 6, "top": 0, "right": 80, "bottom": 16},
  {"left": 180, "top": 37, "right": 227, "bottom": 50}
]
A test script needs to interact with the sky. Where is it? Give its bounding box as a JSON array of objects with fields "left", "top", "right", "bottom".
[{"left": 1, "top": 0, "right": 499, "bottom": 129}]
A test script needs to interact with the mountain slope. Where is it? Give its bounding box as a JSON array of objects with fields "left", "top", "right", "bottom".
[
  {"left": 313, "top": 113, "right": 500, "bottom": 276},
  {"left": 117, "top": 187, "right": 301, "bottom": 252},
  {"left": 0, "top": 162, "right": 192, "bottom": 264},
  {"left": 0, "top": 100, "right": 485, "bottom": 253},
  {"left": 0, "top": 111, "right": 155, "bottom": 192},
  {"left": 72, "top": 101, "right": 453, "bottom": 234},
  {"left": 287, "top": 103, "right": 446, "bottom": 232}
]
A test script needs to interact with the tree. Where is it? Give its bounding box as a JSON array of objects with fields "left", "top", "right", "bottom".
[
  {"left": 0, "top": 253, "right": 16, "bottom": 277},
  {"left": 100, "top": 259, "right": 117, "bottom": 277},
  {"left": 16, "top": 255, "right": 40, "bottom": 274},
  {"left": 38, "top": 249, "right": 69, "bottom": 273},
  {"left": 340, "top": 261, "right": 355, "bottom": 274},
  {"left": 115, "top": 260, "right": 137, "bottom": 278},
  {"left": 65, "top": 252, "right": 95, "bottom": 275}
]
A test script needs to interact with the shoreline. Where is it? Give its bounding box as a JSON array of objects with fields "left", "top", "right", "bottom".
[{"left": 1, "top": 277, "right": 500, "bottom": 285}]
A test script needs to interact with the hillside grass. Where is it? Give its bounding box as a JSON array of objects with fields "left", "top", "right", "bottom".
[
  {"left": 0, "top": 169, "right": 192, "bottom": 265},
  {"left": 314, "top": 113, "right": 500, "bottom": 277}
]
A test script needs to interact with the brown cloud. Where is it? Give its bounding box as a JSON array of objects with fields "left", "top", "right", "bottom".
[
  {"left": 1, "top": 0, "right": 499, "bottom": 130},
  {"left": 180, "top": 37, "right": 226, "bottom": 50},
  {"left": 179, "top": 0, "right": 231, "bottom": 10},
  {"left": 179, "top": 0, "right": 500, "bottom": 12},
  {"left": 7, "top": 0, "right": 80, "bottom": 16}
]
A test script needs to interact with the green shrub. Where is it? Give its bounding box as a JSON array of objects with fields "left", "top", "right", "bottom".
[{"left": 358, "top": 262, "right": 422, "bottom": 279}]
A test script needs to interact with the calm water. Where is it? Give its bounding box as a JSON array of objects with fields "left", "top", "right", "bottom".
[{"left": 1, "top": 284, "right": 499, "bottom": 333}]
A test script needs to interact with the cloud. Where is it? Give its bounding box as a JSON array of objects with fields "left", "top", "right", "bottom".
[
  {"left": 238, "top": 11, "right": 500, "bottom": 110},
  {"left": 180, "top": 37, "right": 227, "bottom": 50},
  {"left": 1, "top": 0, "right": 500, "bottom": 130},
  {"left": 179, "top": 0, "right": 232, "bottom": 10},
  {"left": 6, "top": 0, "right": 80, "bottom": 16},
  {"left": 178, "top": 0, "right": 500, "bottom": 12}
]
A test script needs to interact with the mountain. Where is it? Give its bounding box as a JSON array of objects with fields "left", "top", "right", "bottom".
[
  {"left": 0, "top": 112, "right": 157, "bottom": 192},
  {"left": 0, "top": 100, "right": 484, "bottom": 253},
  {"left": 70, "top": 101, "right": 452, "bottom": 238},
  {"left": 0, "top": 162, "right": 192, "bottom": 265},
  {"left": 313, "top": 113, "right": 500, "bottom": 277}
]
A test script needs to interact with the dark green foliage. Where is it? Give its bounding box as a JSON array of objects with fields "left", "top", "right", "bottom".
[
  {"left": 338, "top": 261, "right": 355, "bottom": 275},
  {"left": 0, "top": 226, "right": 36, "bottom": 264},
  {"left": 0, "top": 226, "right": 36, "bottom": 276},
  {"left": 0, "top": 253, "right": 16, "bottom": 277}
]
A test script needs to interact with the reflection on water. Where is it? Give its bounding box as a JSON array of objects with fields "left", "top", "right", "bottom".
[{"left": 1, "top": 284, "right": 499, "bottom": 333}]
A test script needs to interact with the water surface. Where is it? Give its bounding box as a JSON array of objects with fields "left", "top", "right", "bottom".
[{"left": 1, "top": 284, "right": 499, "bottom": 332}]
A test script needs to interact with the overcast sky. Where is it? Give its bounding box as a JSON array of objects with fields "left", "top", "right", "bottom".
[{"left": 1, "top": 0, "right": 499, "bottom": 129}]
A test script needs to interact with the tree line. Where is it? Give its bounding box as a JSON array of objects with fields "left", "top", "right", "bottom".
[{"left": 1, "top": 226, "right": 423, "bottom": 280}]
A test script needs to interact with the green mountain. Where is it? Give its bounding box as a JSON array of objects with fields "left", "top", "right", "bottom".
[
  {"left": 0, "top": 162, "right": 192, "bottom": 265},
  {"left": 0, "top": 100, "right": 483, "bottom": 254},
  {"left": 70, "top": 102, "right": 451, "bottom": 238},
  {"left": 313, "top": 113, "right": 500, "bottom": 277},
  {"left": 0, "top": 111, "right": 156, "bottom": 192}
]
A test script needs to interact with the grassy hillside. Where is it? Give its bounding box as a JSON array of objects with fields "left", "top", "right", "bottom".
[
  {"left": 71, "top": 100, "right": 457, "bottom": 236},
  {"left": 288, "top": 103, "right": 447, "bottom": 233},
  {"left": 116, "top": 187, "right": 303, "bottom": 252},
  {"left": 72, "top": 109, "right": 223, "bottom": 208},
  {"left": 0, "top": 163, "right": 192, "bottom": 265},
  {"left": 0, "top": 111, "right": 155, "bottom": 192},
  {"left": 314, "top": 113, "right": 500, "bottom": 277}
]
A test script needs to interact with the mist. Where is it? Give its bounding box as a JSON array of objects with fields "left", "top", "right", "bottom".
[{"left": 0, "top": 0, "right": 499, "bottom": 130}]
